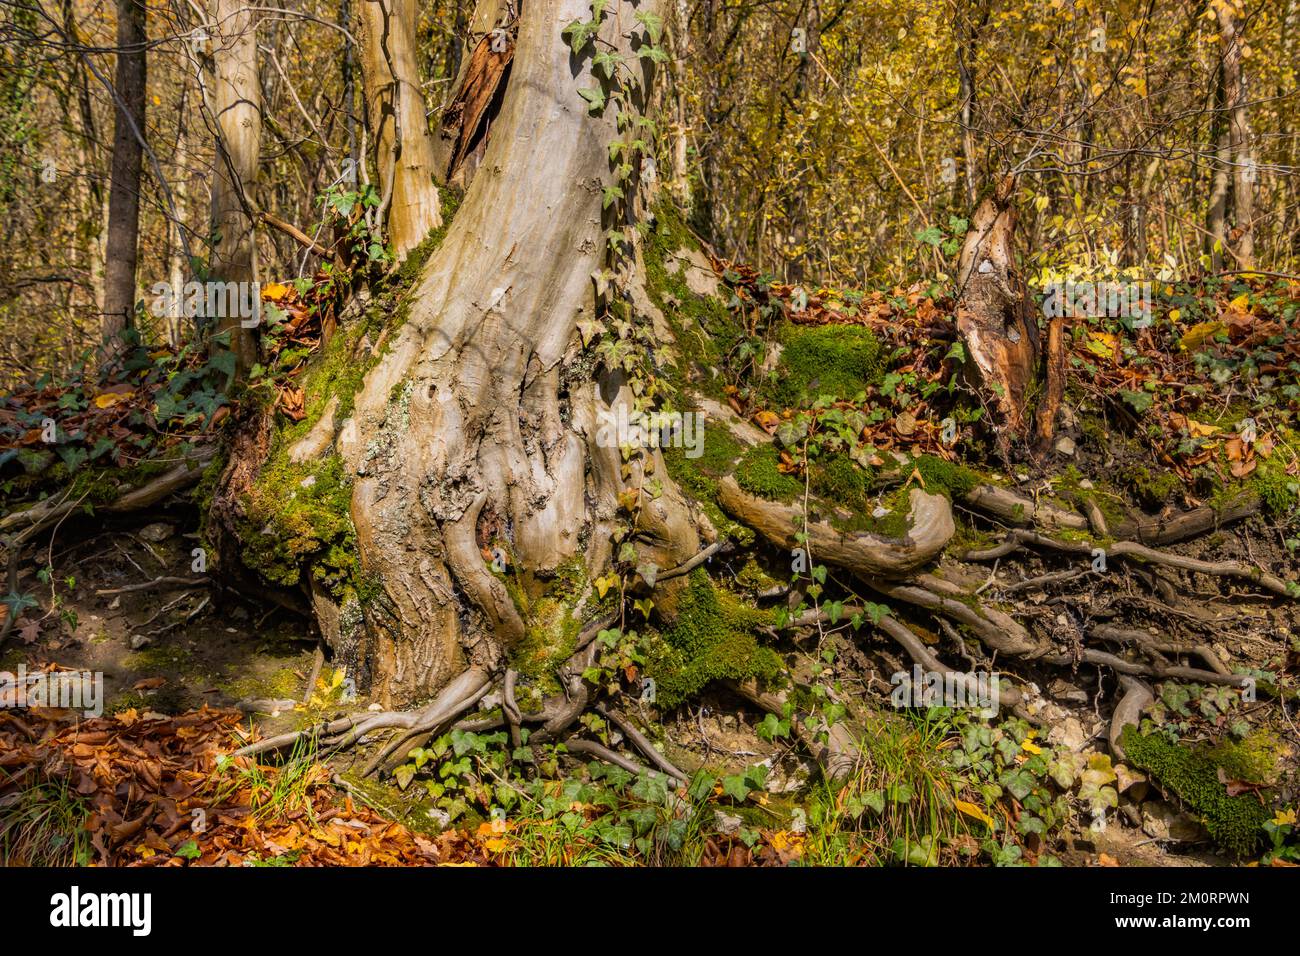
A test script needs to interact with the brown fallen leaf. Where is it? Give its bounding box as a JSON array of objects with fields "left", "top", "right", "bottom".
[{"left": 133, "top": 677, "right": 166, "bottom": 691}]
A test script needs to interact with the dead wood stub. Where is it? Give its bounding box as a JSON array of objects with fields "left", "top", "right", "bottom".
[{"left": 955, "top": 176, "right": 1039, "bottom": 449}]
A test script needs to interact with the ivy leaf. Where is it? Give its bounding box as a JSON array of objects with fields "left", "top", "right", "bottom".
[
  {"left": 721, "top": 774, "right": 751, "bottom": 802},
  {"left": 602, "top": 184, "right": 624, "bottom": 210},
  {"left": 592, "top": 49, "right": 622, "bottom": 80},
  {"left": 577, "top": 86, "right": 606, "bottom": 113},
  {"left": 1119, "top": 389, "right": 1153, "bottom": 414},
  {"left": 636, "top": 562, "right": 658, "bottom": 588},
  {"left": 634, "top": 11, "right": 663, "bottom": 44},
  {"left": 561, "top": 19, "right": 599, "bottom": 54}
]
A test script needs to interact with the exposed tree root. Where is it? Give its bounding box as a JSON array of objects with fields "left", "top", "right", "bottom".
[
  {"left": 727, "top": 677, "right": 861, "bottom": 782},
  {"left": 1108, "top": 675, "right": 1154, "bottom": 763},
  {"left": 962, "top": 484, "right": 1088, "bottom": 532},
  {"left": 964, "top": 527, "right": 1293, "bottom": 597},
  {"left": 717, "top": 477, "right": 954, "bottom": 577}
]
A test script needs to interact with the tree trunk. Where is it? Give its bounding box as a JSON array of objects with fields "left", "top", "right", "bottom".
[
  {"left": 1206, "top": 68, "right": 1230, "bottom": 271},
  {"left": 360, "top": 0, "right": 443, "bottom": 257},
  {"left": 1217, "top": 1, "right": 1255, "bottom": 269},
  {"left": 167, "top": 78, "right": 192, "bottom": 347},
  {"left": 101, "top": 0, "right": 147, "bottom": 350},
  {"left": 306, "top": 0, "right": 698, "bottom": 706},
  {"left": 956, "top": 1, "right": 981, "bottom": 209},
  {"left": 208, "top": 0, "right": 262, "bottom": 374}
]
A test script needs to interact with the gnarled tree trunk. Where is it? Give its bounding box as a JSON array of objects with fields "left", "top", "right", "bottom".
[{"left": 306, "top": 0, "right": 699, "bottom": 706}]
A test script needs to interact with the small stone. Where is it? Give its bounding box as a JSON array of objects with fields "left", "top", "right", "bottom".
[
  {"left": 1115, "top": 765, "right": 1149, "bottom": 801},
  {"left": 139, "top": 522, "right": 173, "bottom": 542},
  {"left": 1054, "top": 436, "right": 1076, "bottom": 456},
  {"left": 367, "top": 702, "right": 383, "bottom": 712},
  {"left": 714, "top": 811, "right": 742, "bottom": 834},
  {"left": 1078, "top": 478, "right": 1095, "bottom": 490},
  {"left": 1141, "top": 800, "right": 1205, "bottom": 843},
  {"left": 425, "top": 807, "right": 451, "bottom": 829},
  {"left": 129, "top": 634, "right": 152, "bottom": 650},
  {"left": 108, "top": 596, "right": 121, "bottom": 611},
  {"left": 1047, "top": 678, "right": 1088, "bottom": 703},
  {"left": 1048, "top": 716, "right": 1087, "bottom": 752},
  {"left": 299, "top": 475, "right": 316, "bottom": 489}
]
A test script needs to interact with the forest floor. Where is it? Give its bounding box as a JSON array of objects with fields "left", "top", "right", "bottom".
[
  {"left": 0, "top": 516, "right": 1274, "bottom": 867},
  {"left": 2, "top": 222, "right": 1298, "bottom": 867}
]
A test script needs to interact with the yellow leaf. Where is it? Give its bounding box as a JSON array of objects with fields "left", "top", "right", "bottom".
[
  {"left": 1186, "top": 419, "right": 1220, "bottom": 438},
  {"left": 94, "top": 390, "right": 133, "bottom": 408},
  {"left": 1021, "top": 740, "right": 1042, "bottom": 755},
  {"left": 954, "top": 799, "right": 995, "bottom": 828},
  {"left": 1274, "top": 808, "right": 1297, "bottom": 827},
  {"left": 330, "top": 668, "right": 345, "bottom": 690},
  {"left": 1179, "top": 320, "right": 1227, "bottom": 352},
  {"left": 261, "top": 282, "right": 293, "bottom": 302},
  {"left": 1085, "top": 331, "right": 1117, "bottom": 358},
  {"left": 1168, "top": 308, "right": 1180, "bottom": 322},
  {"left": 1229, "top": 293, "right": 1250, "bottom": 312}
]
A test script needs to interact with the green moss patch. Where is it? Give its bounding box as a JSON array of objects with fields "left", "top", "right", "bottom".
[
  {"left": 765, "top": 324, "right": 884, "bottom": 409},
  {"left": 238, "top": 453, "right": 358, "bottom": 594},
  {"left": 734, "top": 443, "right": 802, "bottom": 503},
  {"left": 1120, "top": 727, "right": 1271, "bottom": 856},
  {"left": 645, "top": 570, "right": 781, "bottom": 709}
]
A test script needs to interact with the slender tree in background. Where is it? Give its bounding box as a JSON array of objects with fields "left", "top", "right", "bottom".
[
  {"left": 101, "top": 0, "right": 147, "bottom": 350},
  {"left": 1217, "top": 0, "right": 1255, "bottom": 269},
  {"left": 359, "top": 0, "right": 442, "bottom": 258},
  {"left": 208, "top": 0, "right": 262, "bottom": 375}
]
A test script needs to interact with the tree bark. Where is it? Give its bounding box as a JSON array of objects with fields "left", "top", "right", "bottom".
[
  {"left": 304, "top": 0, "right": 697, "bottom": 706},
  {"left": 360, "top": 0, "right": 443, "bottom": 258},
  {"left": 208, "top": 0, "right": 262, "bottom": 374},
  {"left": 101, "top": 0, "right": 147, "bottom": 350}
]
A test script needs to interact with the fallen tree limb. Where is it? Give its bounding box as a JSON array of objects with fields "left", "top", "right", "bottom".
[
  {"left": 0, "top": 447, "right": 216, "bottom": 544},
  {"left": 94, "top": 576, "right": 209, "bottom": 596}
]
